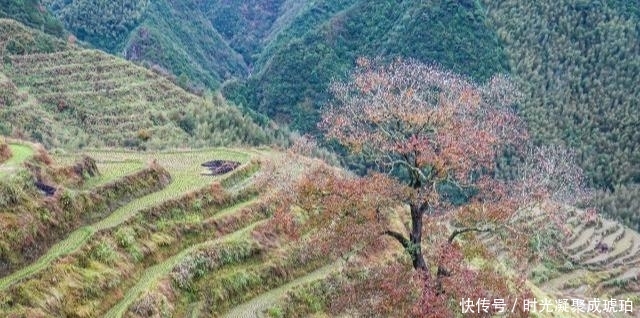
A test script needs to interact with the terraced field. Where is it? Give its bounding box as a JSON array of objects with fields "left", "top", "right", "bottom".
[
  {"left": 4, "top": 144, "right": 639, "bottom": 317},
  {"left": 0, "top": 148, "right": 350, "bottom": 317},
  {"left": 1, "top": 47, "right": 273, "bottom": 150},
  {"left": 541, "top": 208, "right": 640, "bottom": 303},
  {"left": 463, "top": 206, "right": 639, "bottom": 316},
  {"left": 224, "top": 261, "right": 343, "bottom": 318}
]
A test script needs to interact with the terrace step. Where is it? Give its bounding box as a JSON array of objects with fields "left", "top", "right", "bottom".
[
  {"left": 223, "top": 261, "right": 343, "bottom": 318},
  {"left": 105, "top": 221, "right": 265, "bottom": 318},
  {"left": 12, "top": 60, "right": 132, "bottom": 77},
  {"left": 24, "top": 67, "right": 153, "bottom": 86},
  {"left": 565, "top": 226, "right": 596, "bottom": 255},
  {"left": 583, "top": 234, "right": 633, "bottom": 267},
  {"left": 10, "top": 50, "right": 106, "bottom": 65},
  {"left": 0, "top": 164, "right": 170, "bottom": 288},
  {"left": 0, "top": 149, "right": 256, "bottom": 292}
]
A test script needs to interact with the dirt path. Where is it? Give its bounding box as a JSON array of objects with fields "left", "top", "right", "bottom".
[{"left": 223, "top": 261, "right": 342, "bottom": 318}]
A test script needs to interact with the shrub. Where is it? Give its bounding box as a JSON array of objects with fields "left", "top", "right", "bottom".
[
  {"left": 91, "top": 241, "right": 117, "bottom": 265},
  {"left": 136, "top": 129, "right": 152, "bottom": 141},
  {"left": 115, "top": 227, "right": 136, "bottom": 249}
]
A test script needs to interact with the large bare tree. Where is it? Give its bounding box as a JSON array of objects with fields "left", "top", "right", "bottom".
[{"left": 320, "top": 58, "right": 534, "bottom": 271}]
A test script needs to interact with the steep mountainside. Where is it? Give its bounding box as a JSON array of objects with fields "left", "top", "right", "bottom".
[
  {"left": 0, "top": 18, "right": 67, "bottom": 56},
  {"left": 0, "top": 20, "right": 278, "bottom": 150},
  {"left": 42, "top": 0, "right": 284, "bottom": 90},
  {"left": 42, "top": 0, "right": 146, "bottom": 51},
  {"left": 482, "top": 1, "right": 640, "bottom": 230},
  {"left": 224, "top": 0, "right": 510, "bottom": 132},
  {"left": 42, "top": 0, "right": 509, "bottom": 130},
  {"left": 483, "top": 0, "right": 640, "bottom": 189}
]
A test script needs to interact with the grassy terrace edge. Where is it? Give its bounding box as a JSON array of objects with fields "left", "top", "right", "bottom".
[{"left": 0, "top": 148, "right": 259, "bottom": 292}]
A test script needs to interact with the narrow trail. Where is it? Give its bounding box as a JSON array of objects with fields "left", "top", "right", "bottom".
[
  {"left": 223, "top": 261, "right": 343, "bottom": 318},
  {"left": 104, "top": 221, "right": 264, "bottom": 318},
  {"left": 0, "top": 151, "right": 256, "bottom": 291},
  {"left": 0, "top": 228, "right": 93, "bottom": 290}
]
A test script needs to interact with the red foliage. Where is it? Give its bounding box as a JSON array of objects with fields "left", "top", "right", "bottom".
[{"left": 313, "top": 59, "right": 584, "bottom": 316}]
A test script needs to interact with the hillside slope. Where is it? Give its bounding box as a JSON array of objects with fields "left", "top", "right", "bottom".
[
  {"left": 224, "top": 0, "right": 510, "bottom": 132},
  {"left": 0, "top": 145, "right": 259, "bottom": 316},
  {"left": 2, "top": 141, "right": 638, "bottom": 317},
  {"left": 36, "top": 1, "right": 639, "bottom": 194},
  {"left": 483, "top": 0, "right": 640, "bottom": 190},
  {"left": 0, "top": 19, "right": 277, "bottom": 150},
  {"left": 41, "top": 0, "right": 293, "bottom": 90},
  {"left": 0, "top": 18, "right": 67, "bottom": 56},
  {"left": 0, "top": 146, "right": 358, "bottom": 317},
  {"left": 41, "top": 0, "right": 508, "bottom": 131},
  {"left": 481, "top": 1, "right": 640, "bottom": 232}
]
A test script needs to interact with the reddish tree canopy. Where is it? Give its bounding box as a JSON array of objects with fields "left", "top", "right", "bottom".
[
  {"left": 320, "top": 58, "right": 529, "bottom": 270},
  {"left": 313, "top": 59, "right": 587, "bottom": 316},
  {"left": 321, "top": 57, "right": 526, "bottom": 185}
]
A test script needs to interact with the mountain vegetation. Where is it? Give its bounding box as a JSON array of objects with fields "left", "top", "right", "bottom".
[
  {"left": 0, "top": 20, "right": 283, "bottom": 150},
  {"left": 43, "top": 0, "right": 257, "bottom": 90},
  {"left": 483, "top": 0, "right": 640, "bottom": 190},
  {"left": 0, "top": 1, "right": 638, "bottom": 317},
  {"left": 481, "top": 0, "right": 640, "bottom": 232},
  {"left": 0, "top": 18, "right": 67, "bottom": 56},
  {"left": 41, "top": 0, "right": 509, "bottom": 131},
  {"left": 225, "top": 0, "right": 510, "bottom": 132},
  {"left": 41, "top": 0, "right": 146, "bottom": 52},
  {"left": 0, "top": 138, "right": 10, "bottom": 163},
  {"left": 39, "top": 1, "right": 639, "bottom": 223},
  {"left": 0, "top": 0, "right": 64, "bottom": 37}
]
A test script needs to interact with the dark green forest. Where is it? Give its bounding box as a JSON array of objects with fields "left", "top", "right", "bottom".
[
  {"left": 225, "top": 0, "right": 510, "bottom": 132},
  {"left": 482, "top": 0, "right": 640, "bottom": 228},
  {"left": 0, "top": 0, "right": 64, "bottom": 37}
]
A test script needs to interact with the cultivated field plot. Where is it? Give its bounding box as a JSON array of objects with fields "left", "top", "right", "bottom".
[
  {"left": 0, "top": 147, "right": 346, "bottom": 317},
  {"left": 58, "top": 148, "right": 251, "bottom": 189},
  {"left": 541, "top": 209, "right": 640, "bottom": 304},
  {"left": 2, "top": 48, "right": 271, "bottom": 150}
]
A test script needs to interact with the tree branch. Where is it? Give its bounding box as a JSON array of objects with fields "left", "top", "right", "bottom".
[
  {"left": 383, "top": 230, "right": 410, "bottom": 249},
  {"left": 448, "top": 227, "right": 493, "bottom": 244}
]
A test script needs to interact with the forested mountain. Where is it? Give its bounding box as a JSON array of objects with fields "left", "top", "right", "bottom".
[
  {"left": 42, "top": 0, "right": 509, "bottom": 130},
  {"left": 0, "top": 0, "right": 64, "bottom": 37},
  {"left": 483, "top": 0, "right": 640, "bottom": 189},
  {"left": 42, "top": 0, "right": 283, "bottom": 90},
  {"left": 224, "top": 0, "right": 510, "bottom": 132},
  {"left": 482, "top": 0, "right": 640, "bottom": 227}
]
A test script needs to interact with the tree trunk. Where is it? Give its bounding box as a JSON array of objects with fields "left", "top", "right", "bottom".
[
  {"left": 410, "top": 203, "right": 427, "bottom": 271},
  {"left": 383, "top": 204, "right": 427, "bottom": 271}
]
